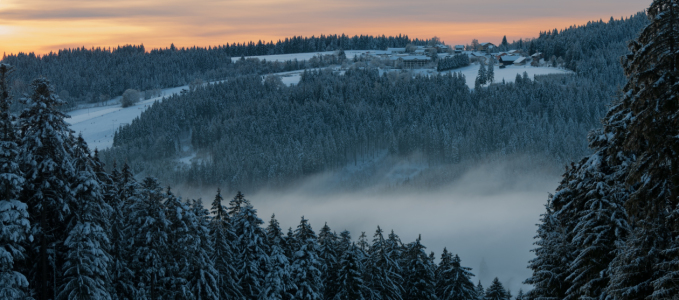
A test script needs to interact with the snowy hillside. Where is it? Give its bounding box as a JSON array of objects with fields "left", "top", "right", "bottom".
[{"left": 68, "top": 83, "right": 221, "bottom": 150}]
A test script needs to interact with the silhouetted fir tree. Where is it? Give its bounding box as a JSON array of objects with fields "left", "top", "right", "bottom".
[
  {"left": 366, "top": 226, "right": 402, "bottom": 300},
  {"left": 436, "top": 249, "right": 476, "bottom": 300},
  {"left": 339, "top": 230, "right": 352, "bottom": 253},
  {"left": 229, "top": 191, "right": 249, "bottom": 218},
  {"left": 209, "top": 188, "right": 243, "bottom": 300},
  {"left": 358, "top": 231, "right": 369, "bottom": 253},
  {"left": 336, "top": 243, "right": 368, "bottom": 300},
  {"left": 403, "top": 235, "right": 436, "bottom": 300},
  {"left": 515, "top": 289, "right": 525, "bottom": 300},
  {"left": 475, "top": 282, "right": 484, "bottom": 300},
  {"left": 232, "top": 198, "right": 269, "bottom": 300},
  {"left": 261, "top": 214, "right": 294, "bottom": 300},
  {"left": 0, "top": 63, "right": 30, "bottom": 299},
  {"left": 19, "top": 78, "right": 75, "bottom": 300},
  {"left": 318, "top": 223, "right": 341, "bottom": 300},
  {"left": 386, "top": 229, "right": 405, "bottom": 296},
  {"left": 58, "top": 136, "right": 112, "bottom": 300},
  {"left": 483, "top": 278, "right": 508, "bottom": 300},
  {"left": 290, "top": 217, "right": 322, "bottom": 300}
]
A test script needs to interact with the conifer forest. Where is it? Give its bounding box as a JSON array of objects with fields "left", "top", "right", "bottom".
[{"left": 1, "top": 0, "right": 679, "bottom": 299}]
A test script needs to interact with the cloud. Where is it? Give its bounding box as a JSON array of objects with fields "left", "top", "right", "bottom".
[{"left": 0, "top": 0, "right": 646, "bottom": 55}]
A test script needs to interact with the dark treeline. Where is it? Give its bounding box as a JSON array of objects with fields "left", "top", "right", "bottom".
[
  {"left": 0, "top": 46, "right": 347, "bottom": 109},
  {"left": 526, "top": 1, "right": 679, "bottom": 300},
  {"left": 0, "top": 34, "right": 428, "bottom": 107},
  {"left": 0, "top": 69, "right": 515, "bottom": 299},
  {"left": 436, "top": 54, "right": 471, "bottom": 72}
]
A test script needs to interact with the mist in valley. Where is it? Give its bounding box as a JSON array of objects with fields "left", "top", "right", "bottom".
[{"left": 177, "top": 156, "right": 563, "bottom": 294}]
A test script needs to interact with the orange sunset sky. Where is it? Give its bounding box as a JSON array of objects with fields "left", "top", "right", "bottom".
[{"left": 1, "top": 0, "right": 647, "bottom": 56}]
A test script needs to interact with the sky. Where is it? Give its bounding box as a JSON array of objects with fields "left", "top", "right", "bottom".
[{"left": 1, "top": 0, "right": 647, "bottom": 55}]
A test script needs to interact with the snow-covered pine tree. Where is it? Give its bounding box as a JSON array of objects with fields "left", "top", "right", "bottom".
[
  {"left": 365, "top": 226, "right": 402, "bottom": 300},
  {"left": 483, "top": 278, "right": 508, "bottom": 300},
  {"left": 606, "top": 0, "right": 679, "bottom": 298},
  {"left": 0, "top": 63, "right": 30, "bottom": 299},
  {"left": 108, "top": 162, "right": 137, "bottom": 299},
  {"left": 290, "top": 216, "right": 323, "bottom": 300},
  {"left": 129, "top": 177, "right": 172, "bottom": 299},
  {"left": 19, "top": 77, "right": 76, "bottom": 300},
  {"left": 232, "top": 196, "right": 269, "bottom": 300},
  {"left": 260, "top": 214, "right": 294, "bottom": 300},
  {"left": 335, "top": 243, "right": 368, "bottom": 300},
  {"left": 402, "top": 235, "right": 436, "bottom": 300},
  {"left": 515, "top": 289, "right": 525, "bottom": 300},
  {"left": 524, "top": 198, "right": 572, "bottom": 300},
  {"left": 162, "top": 188, "right": 192, "bottom": 297},
  {"left": 185, "top": 199, "right": 219, "bottom": 300},
  {"left": 209, "top": 188, "right": 243, "bottom": 300},
  {"left": 436, "top": 249, "right": 476, "bottom": 300},
  {"left": 58, "top": 136, "right": 112, "bottom": 300},
  {"left": 475, "top": 63, "right": 487, "bottom": 88},
  {"left": 318, "top": 223, "right": 341, "bottom": 300}
]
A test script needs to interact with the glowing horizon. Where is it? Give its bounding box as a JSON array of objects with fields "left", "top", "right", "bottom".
[{"left": 1, "top": 0, "right": 647, "bottom": 56}]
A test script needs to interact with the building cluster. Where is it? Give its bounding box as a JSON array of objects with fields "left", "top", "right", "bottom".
[{"left": 353, "top": 41, "right": 544, "bottom": 70}]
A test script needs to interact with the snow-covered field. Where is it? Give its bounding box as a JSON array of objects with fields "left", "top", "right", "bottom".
[
  {"left": 68, "top": 83, "right": 219, "bottom": 151},
  {"left": 442, "top": 64, "right": 571, "bottom": 88}
]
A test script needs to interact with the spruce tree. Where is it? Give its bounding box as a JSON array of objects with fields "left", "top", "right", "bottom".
[
  {"left": 232, "top": 197, "right": 269, "bottom": 300},
  {"left": 109, "top": 162, "right": 137, "bottom": 299},
  {"left": 483, "top": 278, "right": 508, "bottom": 300},
  {"left": 0, "top": 63, "right": 31, "bottom": 299},
  {"left": 129, "top": 177, "right": 172, "bottom": 299},
  {"left": 261, "top": 214, "right": 294, "bottom": 300},
  {"left": 209, "top": 188, "right": 243, "bottom": 299},
  {"left": 58, "top": 136, "right": 112, "bottom": 300},
  {"left": 475, "top": 282, "right": 484, "bottom": 300},
  {"left": 185, "top": 199, "right": 219, "bottom": 300},
  {"left": 524, "top": 199, "right": 571, "bottom": 300},
  {"left": 290, "top": 216, "right": 322, "bottom": 300},
  {"left": 403, "top": 235, "right": 436, "bottom": 300},
  {"left": 336, "top": 243, "right": 368, "bottom": 300},
  {"left": 318, "top": 223, "right": 341, "bottom": 300},
  {"left": 436, "top": 249, "right": 476, "bottom": 300},
  {"left": 606, "top": 0, "right": 679, "bottom": 298},
  {"left": 366, "top": 226, "right": 402, "bottom": 300},
  {"left": 19, "top": 77, "right": 76, "bottom": 300}
]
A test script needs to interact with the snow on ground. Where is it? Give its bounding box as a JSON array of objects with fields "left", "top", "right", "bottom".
[
  {"left": 68, "top": 82, "right": 223, "bottom": 151},
  {"left": 441, "top": 63, "right": 572, "bottom": 88}
]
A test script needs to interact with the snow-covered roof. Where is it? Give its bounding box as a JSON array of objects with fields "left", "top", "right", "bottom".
[
  {"left": 387, "top": 48, "right": 406, "bottom": 52},
  {"left": 455, "top": 45, "right": 465, "bottom": 49},
  {"left": 513, "top": 57, "right": 526, "bottom": 64},
  {"left": 480, "top": 43, "right": 495, "bottom": 46},
  {"left": 402, "top": 56, "right": 430, "bottom": 61},
  {"left": 414, "top": 49, "right": 426, "bottom": 53}
]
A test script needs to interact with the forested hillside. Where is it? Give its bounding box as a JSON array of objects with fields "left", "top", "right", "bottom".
[
  {"left": 104, "top": 13, "right": 648, "bottom": 191},
  {"left": 0, "top": 34, "right": 428, "bottom": 107}
]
